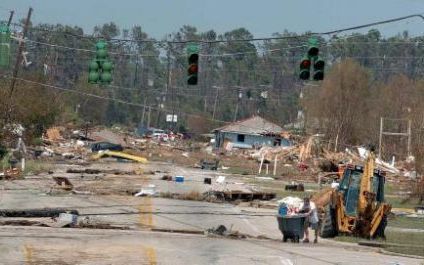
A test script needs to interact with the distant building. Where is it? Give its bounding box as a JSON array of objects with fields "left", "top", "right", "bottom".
[{"left": 213, "top": 116, "right": 290, "bottom": 149}]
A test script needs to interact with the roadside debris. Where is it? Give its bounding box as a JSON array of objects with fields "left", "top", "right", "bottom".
[
  {"left": 1, "top": 168, "right": 21, "bottom": 179},
  {"left": 0, "top": 208, "right": 79, "bottom": 218},
  {"left": 277, "top": 197, "right": 303, "bottom": 215},
  {"left": 206, "top": 225, "right": 247, "bottom": 239},
  {"left": 161, "top": 175, "right": 173, "bottom": 181},
  {"left": 90, "top": 142, "right": 123, "bottom": 152},
  {"left": 285, "top": 183, "right": 305, "bottom": 192},
  {"left": 52, "top": 176, "right": 73, "bottom": 190},
  {"left": 200, "top": 159, "right": 219, "bottom": 170},
  {"left": 92, "top": 150, "right": 148, "bottom": 163},
  {"left": 134, "top": 184, "right": 157, "bottom": 197},
  {"left": 43, "top": 212, "right": 78, "bottom": 228},
  {"left": 67, "top": 168, "right": 101, "bottom": 174},
  {"left": 175, "top": 176, "right": 184, "bottom": 183}
]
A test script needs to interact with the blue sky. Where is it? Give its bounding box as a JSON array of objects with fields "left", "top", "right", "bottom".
[{"left": 1, "top": 0, "right": 424, "bottom": 38}]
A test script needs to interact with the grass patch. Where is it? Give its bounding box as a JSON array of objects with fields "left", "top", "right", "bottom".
[
  {"left": 386, "top": 196, "right": 422, "bottom": 209},
  {"left": 24, "top": 160, "right": 53, "bottom": 175},
  {"left": 334, "top": 230, "right": 424, "bottom": 257},
  {"left": 388, "top": 216, "right": 424, "bottom": 230},
  {"left": 224, "top": 166, "right": 253, "bottom": 175},
  {"left": 384, "top": 230, "right": 424, "bottom": 256}
]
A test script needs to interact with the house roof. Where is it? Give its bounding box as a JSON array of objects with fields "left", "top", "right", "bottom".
[{"left": 213, "top": 116, "right": 283, "bottom": 135}]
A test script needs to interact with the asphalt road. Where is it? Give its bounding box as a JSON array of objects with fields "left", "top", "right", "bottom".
[
  {"left": 0, "top": 226, "right": 421, "bottom": 265},
  {"left": 0, "top": 161, "right": 422, "bottom": 264}
]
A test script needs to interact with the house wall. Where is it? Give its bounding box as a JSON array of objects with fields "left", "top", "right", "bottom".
[{"left": 215, "top": 131, "right": 290, "bottom": 149}]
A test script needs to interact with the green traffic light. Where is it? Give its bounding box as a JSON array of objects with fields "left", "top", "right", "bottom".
[
  {"left": 95, "top": 40, "right": 107, "bottom": 50},
  {"left": 102, "top": 61, "right": 113, "bottom": 71},
  {"left": 96, "top": 49, "right": 108, "bottom": 60},
  {"left": 100, "top": 72, "right": 112, "bottom": 83},
  {"left": 88, "top": 71, "right": 100, "bottom": 84},
  {"left": 89, "top": 60, "right": 99, "bottom": 71},
  {"left": 89, "top": 41, "right": 113, "bottom": 85}
]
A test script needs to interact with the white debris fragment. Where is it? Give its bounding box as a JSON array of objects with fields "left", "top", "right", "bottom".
[
  {"left": 216, "top": 176, "right": 226, "bottom": 184},
  {"left": 135, "top": 184, "right": 157, "bottom": 197}
]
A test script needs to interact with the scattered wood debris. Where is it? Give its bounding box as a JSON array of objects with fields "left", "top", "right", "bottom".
[{"left": 52, "top": 176, "right": 73, "bottom": 190}]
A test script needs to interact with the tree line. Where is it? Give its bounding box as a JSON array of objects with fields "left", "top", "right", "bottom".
[{"left": 0, "top": 21, "right": 423, "bottom": 168}]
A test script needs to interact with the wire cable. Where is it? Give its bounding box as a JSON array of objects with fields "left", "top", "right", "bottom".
[{"left": 11, "top": 13, "right": 424, "bottom": 44}]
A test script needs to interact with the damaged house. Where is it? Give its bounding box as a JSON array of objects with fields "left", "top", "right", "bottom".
[{"left": 213, "top": 116, "right": 290, "bottom": 149}]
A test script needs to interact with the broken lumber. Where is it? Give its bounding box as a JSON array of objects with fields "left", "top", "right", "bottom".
[{"left": 92, "top": 150, "right": 148, "bottom": 163}]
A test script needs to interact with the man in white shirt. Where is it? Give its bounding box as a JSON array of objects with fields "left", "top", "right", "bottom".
[{"left": 301, "top": 197, "right": 319, "bottom": 243}]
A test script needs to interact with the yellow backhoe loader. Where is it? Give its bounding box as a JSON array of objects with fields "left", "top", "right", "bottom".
[{"left": 318, "top": 151, "right": 392, "bottom": 239}]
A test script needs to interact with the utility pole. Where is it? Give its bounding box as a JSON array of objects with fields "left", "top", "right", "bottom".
[
  {"left": 147, "top": 106, "right": 151, "bottom": 128},
  {"left": 378, "top": 117, "right": 412, "bottom": 160},
  {"left": 233, "top": 58, "right": 243, "bottom": 122},
  {"left": 141, "top": 98, "right": 147, "bottom": 126},
  {"left": 158, "top": 43, "right": 171, "bottom": 129},
  {"left": 7, "top": 10, "right": 14, "bottom": 26},
  {"left": 9, "top": 7, "right": 32, "bottom": 99},
  {"left": 233, "top": 86, "right": 244, "bottom": 122},
  {"left": 212, "top": 86, "right": 222, "bottom": 119},
  {"left": 407, "top": 120, "right": 412, "bottom": 157},
  {"left": 168, "top": 45, "right": 176, "bottom": 131},
  {"left": 378, "top": 117, "right": 383, "bottom": 159}
]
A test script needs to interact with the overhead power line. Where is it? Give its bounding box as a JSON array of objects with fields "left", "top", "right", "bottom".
[
  {"left": 14, "top": 34, "right": 424, "bottom": 61},
  {"left": 0, "top": 75, "right": 232, "bottom": 125},
  {"left": 317, "top": 14, "right": 424, "bottom": 36},
  {"left": 11, "top": 13, "right": 424, "bottom": 44},
  {"left": 0, "top": 76, "right": 300, "bottom": 133}
]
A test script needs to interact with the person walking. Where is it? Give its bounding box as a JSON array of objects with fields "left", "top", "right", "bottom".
[{"left": 301, "top": 197, "right": 319, "bottom": 243}]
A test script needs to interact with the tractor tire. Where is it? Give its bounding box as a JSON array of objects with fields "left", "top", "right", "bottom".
[{"left": 319, "top": 205, "right": 337, "bottom": 238}]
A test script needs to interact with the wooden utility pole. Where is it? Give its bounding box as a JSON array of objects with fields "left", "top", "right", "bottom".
[
  {"left": 378, "top": 117, "right": 383, "bottom": 159},
  {"left": 378, "top": 117, "right": 412, "bottom": 160},
  {"left": 9, "top": 7, "right": 33, "bottom": 99},
  {"left": 212, "top": 86, "right": 220, "bottom": 119},
  {"left": 7, "top": 11, "right": 14, "bottom": 26},
  {"left": 141, "top": 102, "right": 146, "bottom": 126},
  {"left": 147, "top": 106, "right": 151, "bottom": 128}
]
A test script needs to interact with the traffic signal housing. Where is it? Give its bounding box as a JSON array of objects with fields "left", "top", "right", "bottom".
[
  {"left": 299, "top": 56, "right": 311, "bottom": 80},
  {"left": 313, "top": 57, "right": 325, "bottom": 80},
  {"left": 187, "top": 43, "right": 199, "bottom": 85},
  {"left": 88, "top": 60, "right": 100, "bottom": 84},
  {"left": 307, "top": 38, "right": 319, "bottom": 57},
  {"left": 299, "top": 37, "right": 325, "bottom": 81},
  {"left": 88, "top": 40, "right": 113, "bottom": 84}
]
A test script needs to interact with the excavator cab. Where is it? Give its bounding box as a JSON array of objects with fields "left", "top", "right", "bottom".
[
  {"left": 338, "top": 165, "right": 386, "bottom": 216},
  {"left": 320, "top": 153, "right": 391, "bottom": 239}
]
